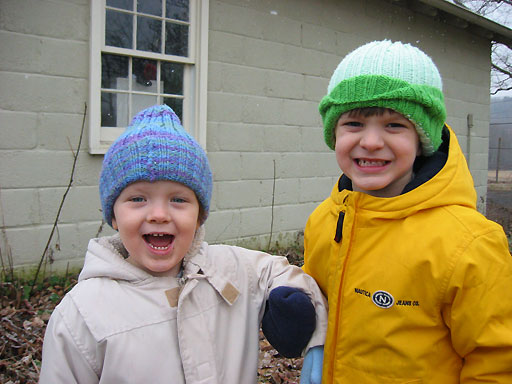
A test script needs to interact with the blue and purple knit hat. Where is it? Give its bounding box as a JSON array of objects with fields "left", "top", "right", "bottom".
[{"left": 99, "top": 105, "right": 212, "bottom": 227}]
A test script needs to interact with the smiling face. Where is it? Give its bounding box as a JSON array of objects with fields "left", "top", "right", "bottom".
[
  {"left": 111, "top": 180, "right": 201, "bottom": 276},
  {"left": 334, "top": 108, "right": 421, "bottom": 198}
]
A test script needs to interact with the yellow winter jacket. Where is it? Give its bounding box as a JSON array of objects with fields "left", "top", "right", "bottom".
[{"left": 303, "top": 126, "right": 512, "bottom": 383}]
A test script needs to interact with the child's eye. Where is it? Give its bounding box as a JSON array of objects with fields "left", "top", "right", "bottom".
[
  {"left": 345, "top": 121, "right": 362, "bottom": 127},
  {"left": 130, "top": 197, "right": 145, "bottom": 203},
  {"left": 171, "top": 197, "right": 186, "bottom": 203},
  {"left": 387, "top": 122, "right": 406, "bottom": 128}
]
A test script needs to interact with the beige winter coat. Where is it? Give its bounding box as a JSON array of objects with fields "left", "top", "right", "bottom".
[{"left": 39, "top": 227, "right": 327, "bottom": 384}]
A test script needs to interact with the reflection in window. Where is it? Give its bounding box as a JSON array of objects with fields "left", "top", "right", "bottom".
[
  {"left": 164, "top": 97, "right": 183, "bottom": 119},
  {"left": 162, "top": 62, "right": 184, "bottom": 95},
  {"left": 166, "top": 0, "right": 189, "bottom": 21},
  {"left": 137, "top": 15, "right": 162, "bottom": 53},
  {"left": 102, "top": 54, "right": 129, "bottom": 90},
  {"left": 165, "top": 22, "right": 188, "bottom": 56},
  {"left": 105, "top": 9, "right": 132, "bottom": 49},
  {"left": 107, "top": 0, "right": 133, "bottom": 10},
  {"left": 138, "top": 0, "right": 162, "bottom": 16}
]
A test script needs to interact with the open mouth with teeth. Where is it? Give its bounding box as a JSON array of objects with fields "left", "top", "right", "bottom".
[
  {"left": 356, "top": 159, "right": 389, "bottom": 167},
  {"left": 143, "top": 233, "right": 175, "bottom": 250}
]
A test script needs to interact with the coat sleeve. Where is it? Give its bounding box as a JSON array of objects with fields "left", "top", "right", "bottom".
[
  {"left": 442, "top": 228, "right": 512, "bottom": 382},
  {"left": 39, "top": 295, "right": 100, "bottom": 384},
  {"left": 248, "top": 249, "right": 328, "bottom": 355}
]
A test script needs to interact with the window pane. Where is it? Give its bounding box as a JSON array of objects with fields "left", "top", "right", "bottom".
[
  {"left": 137, "top": 16, "right": 161, "bottom": 53},
  {"left": 102, "top": 54, "right": 129, "bottom": 90},
  {"left": 164, "top": 97, "right": 183, "bottom": 122},
  {"left": 165, "top": 22, "right": 188, "bottom": 56},
  {"left": 162, "top": 62, "right": 183, "bottom": 95},
  {"left": 137, "top": 0, "right": 162, "bottom": 16},
  {"left": 101, "top": 92, "right": 129, "bottom": 127},
  {"left": 133, "top": 94, "right": 159, "bottom": 116},
  {"left": 166, "top": 0, "right": 189, "bottom": 21},
  {"left": 133, "top": 58, "right": 157, "bottom": 90},
  {"left": 107, "top": 0, "right": 133, "bottom": 10},
  {"left": 106, "top": 10, "right": 133, "bottom": 48}
]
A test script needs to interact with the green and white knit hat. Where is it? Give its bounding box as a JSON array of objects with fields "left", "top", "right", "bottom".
[{"left": 320, "top": 40, "right": 446, "bottom": 156}]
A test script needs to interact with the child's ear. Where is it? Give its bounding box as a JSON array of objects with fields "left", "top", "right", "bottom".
[{"left": 112, "top": 217, "right": 118, "bottom": 231}]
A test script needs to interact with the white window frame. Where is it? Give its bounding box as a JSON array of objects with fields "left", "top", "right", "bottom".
[{"left": 89, "top": 0, "right": 209, "bottom": 154}]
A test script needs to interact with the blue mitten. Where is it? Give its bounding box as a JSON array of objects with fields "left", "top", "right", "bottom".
[
  {"left": 261, "top": 286, "right": 316, "bottom": 358},
  {"left": 300, "top": 345, "right": 324, "bottom": 384}
]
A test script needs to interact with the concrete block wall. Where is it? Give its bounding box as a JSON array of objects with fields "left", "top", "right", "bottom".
[
  {"left": 206, "top": 0, "right": 492, "bottom": 246},
  {"left": 0, "top": 0, "right": 107, "bottom": 273},
  {"left": 0, "top": 0, "right": 493, "bottom": 271}
]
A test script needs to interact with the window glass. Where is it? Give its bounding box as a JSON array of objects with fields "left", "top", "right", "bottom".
[
  {"left": 133, "top": 94, "right": 159, "bottom": 116},
  {"left": 162, "top": 62, "right": 184, "bottom": 95},
  {"left": 165, "top": 22, "right": 188, "bottom": 56},
  {"left": 105, "top": 10, "right": 133, "bottom": 48},
  {"left": 102, "top": 92, "right": 129, "bottom": 127},
  {"left": 133, "top": 58, "right": 158, "bottom": 90},
  {"left": 166, "top": 0, "right": 189, "bottom": 21},
  {"left": 137, "top": 15, "right": 162, "bottom": 53},
  {"left": 164, "top": 97, "right": 183, "bottom": 121},
  {"left": 107, "top": 0, "right": 133, "bottom": 10},
  {"left": 102, "top": 54, "right": 129, "bottom": 90},
  {"left": 138, "top": 0, "right": 162, "bottom": 16}
]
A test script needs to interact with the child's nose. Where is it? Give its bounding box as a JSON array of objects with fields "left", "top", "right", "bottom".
[
  {"left": 147, "top": 202, "right": 171, "bottom": 223},
  {"left": 360, "top": 129, "right": 384, "bottom": 150}
]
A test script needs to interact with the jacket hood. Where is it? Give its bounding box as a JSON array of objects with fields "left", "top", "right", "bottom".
[
  {"left": 78, "top": 225, "right": 206, "bottom": 283},
  {"left": 331, "top": 125, "right": 476, "bottom": 219}
]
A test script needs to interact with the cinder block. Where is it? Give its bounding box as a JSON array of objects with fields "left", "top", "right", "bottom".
[
  {"left": 282, "top": 99, "right": 319, "bottom": 127},
  {"left": 301, "top": 126, "right": 330, "bottom": 152},
  {"left": 284, "top": 45, "right": 331, "bottom": 77},
  {"left": 265, "top": 71, "right": 304, "bottom": 100},
  {"left": 0, "top": 110, "right": 37, "bottom": 149},
  {"left": 37, "top": 112, "right": 88, "bottom": 150},
  {"left": 239, "top": 206, "right": 272, "bottom": 236},
  {"left": 243, "top": 38, "right": 287, "bottom": 71},
  {"left": 210, "top": 122, "right": 265, "bottom": 152},
  {"left": 0, "top": 0, "right": 88, "bottom": 40},
  {"left": 73, "top": 153, "right": 104, "bottom": 186},
  {"left": 304, "top": 75, "right": 328, "bottom": 102},
  {"left": 204, "top": 209, "right": 241, "bottom": 243},
  {"left": 0, "top": 31, "right": 88, "bottom": 77},
  {"left": 242, "top": 95, "right": 283, "bottom": 125},
  {"left": 207, "top": 91, "right": 245, "bottom": 123},
  {"left": 274, "top": 179, "right": 300, "bottom": 205},
  {"left": 0, "top": 188, "right": 39, "bottom": 226},
  {"left": 222, "top": 64, "right": 267, "bottom": 96},
  {"left": 208, "top": 152, "right": 242, "bottom": 181},
  {"left": 299, "top": 177, "right": 335, "bottom": 203},
  {"left": 38, "top": 186, "right": 102, "bottom": 224},
  {"left": 301, "top": 23, "right": 338, "bottom": 53},
  {"left": 277, "top": 152, "right": 338, "bottom": 178},
  {"left": 4, "top": 225, "right": 50, "bottom": 266},
  {"left": 0, "top": 72, "right": 87, "bottom": 114},
  {"left": 208, "top": 31, "right": 246, "bottom": 65},
  {"left": 215, "top": 180, "right": 273, "bottom": 209},
  {"left": 272, "top": 203, "right": 316, "bottom": 232},
  {"left": 241, "top": 152, "right": 275, "bottom": 180},
  {"left": 262, "top": 125, "right": 302, "bottom": 152},
  {"left": 0, "top": 150, "right": 75, "bottom": 188}
]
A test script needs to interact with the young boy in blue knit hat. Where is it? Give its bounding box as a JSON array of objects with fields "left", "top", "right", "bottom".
[
  {"left": 301, "top": 40, "right": 512, "bottom": 383},
  {"left": 39, "top": 105, "right": 327, "bottom": 383}
]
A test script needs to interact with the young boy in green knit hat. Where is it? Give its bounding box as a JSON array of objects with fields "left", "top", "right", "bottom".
[{"left": 301, "top": 40, "right": 512, "bottom": 383}]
